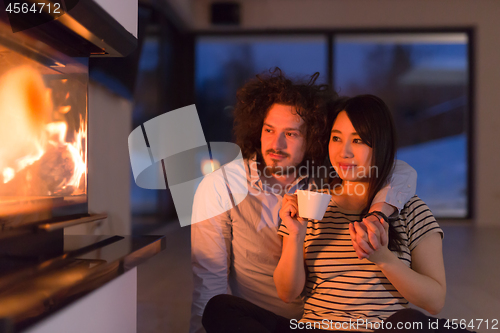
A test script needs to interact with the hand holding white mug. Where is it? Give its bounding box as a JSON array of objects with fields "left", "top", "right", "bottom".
[{"left": 279, "top": 194, "right": 308, "bottom": 239}]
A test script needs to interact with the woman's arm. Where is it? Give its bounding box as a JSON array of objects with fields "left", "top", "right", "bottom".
[
  {"left": 351, "top": 221, "right": 446, "bottom": 315},
  {"left": 274, "top": 194, "right": 308, "bottom": 303},
  {"left": 274, "top": 233, "right": 307, "bottom": 303},
  {"left": 383, "top": 232, "right": 446, "bottom": 314}
]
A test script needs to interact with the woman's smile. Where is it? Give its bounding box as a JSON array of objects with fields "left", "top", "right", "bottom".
[{"left": 329, "top": 111, "right": 373, "bottom": 182}]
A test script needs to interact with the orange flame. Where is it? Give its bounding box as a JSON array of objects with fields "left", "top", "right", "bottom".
[
  {"left": 59, "top": 105, "right": 71, "bottom": 114},
  {"left": 0, "top": 66, "right": 51, "bottom": 176},
  {"left": 65, "top": 115, "right": 87, "bottom": 191},
  {"left": 0, "top": 66, "right": 86, "bottom": 196},
  {"left": 2, "top": 168, "right": 14, "bottom": 184}
]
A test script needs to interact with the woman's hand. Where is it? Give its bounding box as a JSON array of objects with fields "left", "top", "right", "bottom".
[
  {"left": 275, "top": 194, "right": 308, "bottom": 302},
  {"left": 348, "top": 214, "right": 382, "bottom": 259},
  {"left": 349, "top": 217, "right": 392, "bottom": 264},
  {"left": 279, "top": 194, "right": 308, "bottom": 240}
]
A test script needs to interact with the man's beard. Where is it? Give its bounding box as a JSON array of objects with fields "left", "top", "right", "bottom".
[{"left": 260, "top": 149, "right": 300, "bottom": 176}]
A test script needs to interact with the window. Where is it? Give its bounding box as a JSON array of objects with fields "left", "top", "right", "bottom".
[
  {"left": 334, "top": 33, "right": 469, "bottom": 217},
  {"left": 195, "top": 31, "right": 472, "bottom": 218},
  {"left": 196, "top": 35, "right": 327, "bottom": 142}
]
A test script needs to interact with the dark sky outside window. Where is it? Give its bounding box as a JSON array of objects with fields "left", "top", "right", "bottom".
[
  {"left": 197, "top": 36, "right": 327, "bottom": 89},
  {"left": 195, "top": 36, "right": 327, "bottom": 143}
]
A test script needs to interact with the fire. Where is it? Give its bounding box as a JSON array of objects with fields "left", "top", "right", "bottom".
[
  {"left": 2, "top": 168, "right": 14, "bottom": 184},
  {"left": 43, "top": 117, "right": 87, "bottom": 193},
  {"left": 65, "top": 115, "right": 87, "bottom": 191},
  {"left": 0, "top": 66, "right": 86, "bottom": 196},
  {"left": 59, "top": 105, "right": 71, "bottom": 114},
  {"left": 0, "top": 66, "right": 51, "bottom": 177}
]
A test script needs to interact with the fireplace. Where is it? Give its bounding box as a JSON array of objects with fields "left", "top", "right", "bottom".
[
  {"left": 0, "top": 20, "right": 89, "bottom": 232},
  {"left": 0, "top": 0, "right": 137, "bottom": 234},
  {"left": 0, "top": 4, "right": 165, "bottom": 331}
]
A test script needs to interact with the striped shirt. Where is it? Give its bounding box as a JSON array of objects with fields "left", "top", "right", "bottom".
[{"left": 277, "top": 195, "right": 443, "bottom": 331}]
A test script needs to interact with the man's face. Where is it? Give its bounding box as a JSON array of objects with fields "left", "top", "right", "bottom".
[{"left": 260, "top": 104, "right": 306, "bottom": 175}]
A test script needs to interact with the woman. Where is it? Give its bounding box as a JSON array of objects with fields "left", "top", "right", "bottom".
[
  {"left": 274, "top": 94, "right": 446, "bottom": 331},
  {"left": 203, "top": 95, "right": 466, "bottom": 332}
]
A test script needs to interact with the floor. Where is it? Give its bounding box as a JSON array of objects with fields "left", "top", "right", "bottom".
[{"left": 136, "top": 221, "right": 500, "bottom": 333}]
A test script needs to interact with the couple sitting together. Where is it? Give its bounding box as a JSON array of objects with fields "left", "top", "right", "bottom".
[{"left": 190, "top": 68, "right": 470, "bottom": 333}]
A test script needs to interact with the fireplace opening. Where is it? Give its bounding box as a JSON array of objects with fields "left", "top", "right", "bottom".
[{"left": 0, "top": 20, "right": 88, "bottom": 231}]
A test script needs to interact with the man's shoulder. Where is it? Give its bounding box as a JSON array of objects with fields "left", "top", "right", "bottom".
[
  {"left": 220, "top": 157, "right": 249, "bottom": 179},
  {"left": 196, "top": 157, "right": 249, "bottom": 195},
  {"left": 192, "top": 157, "right": 250, "bottom": 223}
]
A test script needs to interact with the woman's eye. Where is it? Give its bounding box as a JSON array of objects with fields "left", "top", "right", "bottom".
[
  {"left": 286, "top": 132, "right": 297, "bottom": 137},
  {"left": 353, "top": 138, "right": 364, "bottom": 144},
  {"left": 331, "top": 136, "right": 340, "bottom": 142},
  {"left": 264, "top": 128, "right": 272, "bottom": 133}
]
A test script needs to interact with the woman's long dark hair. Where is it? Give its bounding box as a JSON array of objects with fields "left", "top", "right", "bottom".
[{"left": 327, "top": 95, "right": 404, "bottom": 253}]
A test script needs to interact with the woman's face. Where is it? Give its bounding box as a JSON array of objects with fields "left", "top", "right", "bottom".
[{"left": 329, "top": 111, "right": 373, "bottom": 182}]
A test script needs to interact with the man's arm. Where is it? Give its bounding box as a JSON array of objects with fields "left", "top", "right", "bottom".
[
  {"left": 371, "top": 160, "right": 417, "bottom": 214},
  {"left": 190, "top": 176, "right": 233, "bottom": 333}
]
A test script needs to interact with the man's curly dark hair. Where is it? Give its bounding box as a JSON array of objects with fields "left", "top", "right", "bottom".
[{"left": 233, "top": 68, "right": 336, "bottom": 166}]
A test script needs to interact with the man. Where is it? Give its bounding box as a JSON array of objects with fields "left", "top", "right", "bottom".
[{"left": 190, "top": 69, "right": 417, "bottom": 333}]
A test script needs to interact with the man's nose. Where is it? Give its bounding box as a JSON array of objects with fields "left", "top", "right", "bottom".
[{"left": 271, "top": 132, "right": 287, "bottom": 150}]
